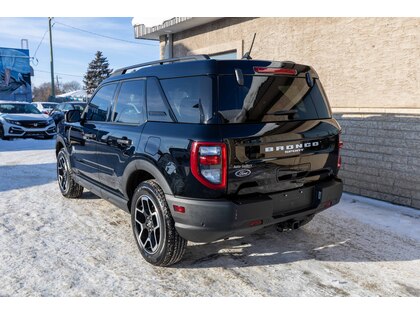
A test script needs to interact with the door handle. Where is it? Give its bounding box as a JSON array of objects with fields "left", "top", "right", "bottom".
[
  {"left": 116, "top": 137, "right": 132, "bottom": 147},
  {"left": 83, "top": 133, "right": 96, "bottom": 140}
]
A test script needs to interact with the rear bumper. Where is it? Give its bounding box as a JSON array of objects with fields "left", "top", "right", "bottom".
[{"left": 166, "top": 178, "right": 343, "bottom": 243}]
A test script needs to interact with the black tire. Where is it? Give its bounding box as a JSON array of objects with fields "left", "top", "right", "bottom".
[
  {"left": 57, "top": 148, "right": 84, "bottom": 198},
  {"left": 0, "top": 125, "right": 10, "bottom": 140},
  {"left": 131, "top": 179, "right": 187, "bottom": 267}
]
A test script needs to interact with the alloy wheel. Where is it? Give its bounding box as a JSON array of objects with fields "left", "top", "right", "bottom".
[
  {"left": 134, "top": 195, "right": 162, "bottom": 255},
  {"left": 57, "top": 155, "right": 69, "bottom": 192}
]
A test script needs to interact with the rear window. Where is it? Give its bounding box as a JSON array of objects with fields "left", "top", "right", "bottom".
[{"left": 218, "top": 75, "right": 331, "bottom": 123}]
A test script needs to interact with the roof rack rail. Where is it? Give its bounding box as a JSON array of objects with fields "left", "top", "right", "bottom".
[{"left": 111, "top": 54, "right": 211, "bottom": 77}]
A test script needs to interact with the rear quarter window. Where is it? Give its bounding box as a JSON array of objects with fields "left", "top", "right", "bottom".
[
  {"left": 146, "top": 78, "right": 172, "bottom": 122},
  {"left": 160, "top": 76, "right": 213, "bottom": 123}
]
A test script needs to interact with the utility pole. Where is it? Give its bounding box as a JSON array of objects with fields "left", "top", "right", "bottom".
[
  {"left": 56, "top": 75, "right": 60, "bottom": 92},
  {"left": 48, "top": 17, "right": 55, "bottom": 99}
]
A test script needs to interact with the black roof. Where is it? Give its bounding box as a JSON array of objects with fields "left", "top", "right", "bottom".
[{"left": 102, "top": 56, "right": 318, "bottom": 85}]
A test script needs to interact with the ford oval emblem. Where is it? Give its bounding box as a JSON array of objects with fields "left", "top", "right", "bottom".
[{"left": 235, "top": 169, "right": 251, "bottom": 177}]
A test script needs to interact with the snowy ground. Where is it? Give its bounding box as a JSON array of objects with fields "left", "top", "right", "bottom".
[{"left": 0, "top": 138, "right": 419, "bottom": 297}]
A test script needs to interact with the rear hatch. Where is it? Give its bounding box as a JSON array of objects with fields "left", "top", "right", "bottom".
[{"left": 216, "top": 63, "right": 341, "bottom": 198}]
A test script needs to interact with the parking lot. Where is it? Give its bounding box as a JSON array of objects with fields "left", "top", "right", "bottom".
[{"left": 0, "top": 139, "right": 419, "bottom": 296}]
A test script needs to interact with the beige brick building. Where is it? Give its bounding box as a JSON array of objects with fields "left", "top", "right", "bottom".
[{"left": 133, "top": 17, "right": 420, "bottom": 209}]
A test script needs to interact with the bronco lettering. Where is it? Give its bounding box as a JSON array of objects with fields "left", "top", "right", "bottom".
[{"left": 267, "top": 141, "right": 319, "bottom": 153}]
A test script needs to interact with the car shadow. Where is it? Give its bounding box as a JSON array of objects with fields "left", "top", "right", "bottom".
[
  {"left": 0, "top": 162, "right": 103, "bottom": 199},
  {"left": 0, "top": 163, "right": 57, "bottom": 192},
  {"left": 173, "top": 217, "right": 420, "bottom": 269},
  {"left": 81, "top": 191, "right": 101, "bottom": 200}
]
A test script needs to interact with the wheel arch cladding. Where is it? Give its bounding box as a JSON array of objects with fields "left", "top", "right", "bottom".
[
  {"left": 56, "top": 140, "right": 64, "bottom": 156},
  {"left": 124, "top": 159, "right": 174, "bottom": 210}
]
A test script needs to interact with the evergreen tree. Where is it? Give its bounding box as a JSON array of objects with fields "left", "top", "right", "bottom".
[{"left": 83, "top": 51, "right": 112, "bottom": 95}]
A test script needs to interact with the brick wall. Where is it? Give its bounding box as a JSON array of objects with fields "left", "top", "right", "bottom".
[
  {"left": 171, "top": 17, "right": 420, "bottom": 110},
  {"left": 163, "top": 17, "right": 420, "bottom": 208},
  {"left": 335, "top": 112, "right": 420, "bottom": 209}
]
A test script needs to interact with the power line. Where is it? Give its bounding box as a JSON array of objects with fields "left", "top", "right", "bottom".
[
  {"left": 53, "top": 20, "right": 159, "bottom": 47},
  {"left": 32, "top": 27, "right": 50, "bottom": 62},
  {"left": 35, "top": 69, "right": 83, "bottom": 78}
]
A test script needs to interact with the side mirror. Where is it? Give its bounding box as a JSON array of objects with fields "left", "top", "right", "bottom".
[{"left": 65, "top": 109, "right": 81, "bottom": 123}]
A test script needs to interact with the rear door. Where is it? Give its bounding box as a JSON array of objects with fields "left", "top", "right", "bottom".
[
  {"left": 96, "top": 79, "right": 146, "bottom": 196},
  {"left": 217, "top": 73, "right": 340, "bottom": 197}
]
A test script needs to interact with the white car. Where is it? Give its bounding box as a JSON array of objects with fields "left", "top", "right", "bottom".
[
  {"left": 32, "top": 101, "right": 59, "bottom": 114},
  {"left": 0, "top": 101, "right": 56, "bottom": 140}
]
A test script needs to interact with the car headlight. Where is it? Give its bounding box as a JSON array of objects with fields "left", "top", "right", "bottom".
[
  {"left": 47, "top": 118, "right": 55, "bottom": 125},
  {"left": 4, "top": 118, "right": 21, "bottom": 125}
]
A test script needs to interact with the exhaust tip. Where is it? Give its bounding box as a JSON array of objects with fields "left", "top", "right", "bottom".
[{"left": 291, "top": 221, "right": 300, "bottom": 230}]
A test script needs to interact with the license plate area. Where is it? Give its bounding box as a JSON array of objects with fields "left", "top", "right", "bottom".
[
  {"left": 25, "top": 132, "right": 45, "bottom": 136},
  {"left": 271, "top": 186, "right": 315, "bottom": 217}
]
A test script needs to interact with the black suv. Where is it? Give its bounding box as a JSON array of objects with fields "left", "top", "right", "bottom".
[{"left": 56, "top": 55, "right": 343, "bottom": 266}]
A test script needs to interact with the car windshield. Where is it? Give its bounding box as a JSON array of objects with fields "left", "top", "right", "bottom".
[
  {"left": 73, "top": 104, "right": 86, "bottom": 111},
  {"left": 41, "top": 103, "right": 57, "bottom": 109},
  {"left": 0, "top": 103, "right": 41, "bottom": 114}
]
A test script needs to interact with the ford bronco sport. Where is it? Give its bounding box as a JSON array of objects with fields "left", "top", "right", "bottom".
[{"left": 56, "top": 55, "right": 343, "bottom": 266}]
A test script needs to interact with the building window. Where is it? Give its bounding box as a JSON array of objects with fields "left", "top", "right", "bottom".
[{"left": 209, "top": 50, "right": 237, "bottom": 60}]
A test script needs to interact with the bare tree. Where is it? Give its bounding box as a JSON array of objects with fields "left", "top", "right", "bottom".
[
  {"left": 32, "top": 82, "right": 62, "bottom": 101},
  {"left": 62, "top": 81, "right": 82, "bottom": 93}
]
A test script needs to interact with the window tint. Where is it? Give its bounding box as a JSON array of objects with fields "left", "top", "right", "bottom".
[
  {"left": 85, "top": 84, "right": 117, "bottom": 121},
  {"left": 160, "top": 76, "right": 213, "bottom": 123},
  {"left": 218, "top": 76, "right": 331, "bottom": 123},
  {"left": 64, "top": 103, "right": 74, "bottom": 111},
  {"left": 113, "top": 80, "right": 145, "bottom": 124},
  {"left": 308, "top": 82, "right": 331, "bottom": 118},
  {"left": 146, "top": 78, "right": 172, "bottom": 122}
]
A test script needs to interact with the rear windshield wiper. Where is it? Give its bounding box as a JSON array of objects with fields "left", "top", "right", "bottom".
[
  {"left": 271, "top": 109, "right": 298, "bottom": 116},
  {"left": 192, "top": 98, "right": 205, "bottom": 123}
]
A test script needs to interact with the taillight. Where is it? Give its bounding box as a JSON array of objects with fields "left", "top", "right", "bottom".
[
  {"left": 338, "top": 134, "right": 343, "bottom": 169},
  {"left": 253, "top": 66, "right": 297, "bottom": 75},
  {"left": 190, "top": 142, "right": 227, "bottom": 190}
]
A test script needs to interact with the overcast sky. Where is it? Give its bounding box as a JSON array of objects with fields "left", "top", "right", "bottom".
[{"left": 0, "top": 17, "right": 160, "bottom": 88}]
